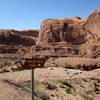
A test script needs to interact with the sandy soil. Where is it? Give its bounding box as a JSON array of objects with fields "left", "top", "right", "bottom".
[
  {"left": 0, "top": 68, "right": 99, "bottom": 100},
  {"left": 0, "top": 70, "right": 31, "bottom": 100},
  {"left": 90, "top": 68, "right": 100, "bottom": 74}
]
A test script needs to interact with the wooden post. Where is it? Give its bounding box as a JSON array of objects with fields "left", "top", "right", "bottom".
[
  {"left": 31, "top": 68, "right": 34, "bottom": 100},
  {"left": 19, "top": 57, "right": 49, "bottom": 100}
]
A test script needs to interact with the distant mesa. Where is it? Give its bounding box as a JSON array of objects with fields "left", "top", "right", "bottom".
[{"left": 0, "top": 29, "right": 39, "bottom": 46}]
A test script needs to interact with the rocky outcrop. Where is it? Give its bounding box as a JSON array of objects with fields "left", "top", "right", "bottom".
[
  {"left": 39, "top": 10, "right": 99, "bottom": 44},
  {"left": 38, "top": 9, "right": 100, "bottom": 45},
  {"left": 37, "top": 9, "right": 100, "bottom": 58},
  {"left": 79, "top": 42, "right": 100, "bottom": 58},
  {"left": 18, "top": 29, "right": 39, "bottom": 37},
  {"left": 38, "top": 17, "right": 87, "bottom": 45},
  {"left": 84, "top": 9, "right": 100, "bottom": 41},
  {"left": 0, "top": 29, "right": 37, "bottom": 46}
]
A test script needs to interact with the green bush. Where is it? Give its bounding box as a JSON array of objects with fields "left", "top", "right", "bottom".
[
  {"left": 65, "top": 87, "right": 72, "bottom": 94},
  {"left": 58, "top": 80, "right": 73, "bottom": 94}
]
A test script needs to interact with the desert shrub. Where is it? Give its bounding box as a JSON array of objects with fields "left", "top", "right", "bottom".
[
  {"left": 59, "top": 83, "right": 73, "bottom": 94},
  {"left": 58, "top": 80, "right": 73, "bottom": 94},
  {"left": 34, "top": 89, "right": 50, "bottom": 100},
  {"left": 79, "top": 91, "right": 93, "bottom": 100},
  {"left": 0, "top": 61, "right": 12, "bottom": 67},
  {"left": 59, "top": 84, "right": 66, "bottom": 88},
  {"left": 58, "top": 80, "right": 73, "bottom": 88},
  {"left": 65, "top": 87, "right": 72, "bottom": 94},
  {"left": 43, "top": 82, "right": 57, "bottom": 90},
  {"left": 92, "top": 84, "right": 100, "bottom": 94},
  {"left": 2, "top": 69, "right": 9, "bottom": 73}
]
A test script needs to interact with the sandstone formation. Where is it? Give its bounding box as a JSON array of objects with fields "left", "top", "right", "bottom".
[
  {"left": 38, "top": 17, "right": 87, "bottom": 44},
  {"left": 18, "top": 29, "right": 39, "bottom": 37},
  {"left": 84, "top": 9, "right": 100, "bottom": 40},
  {"left": 0, "top": 9, "right": 100, "bottom": 59},
  {"left": 0, "top": 29, "right": 38, "bottom": 46},
  {"left": 38, "top": 9, "right": 100, "bottom": 44},
  {"left": 38, "top": 9, "right": 100, "bottom": 58},
  {"left": 79, "top": 42, "right": 100, "bottom": 58}
]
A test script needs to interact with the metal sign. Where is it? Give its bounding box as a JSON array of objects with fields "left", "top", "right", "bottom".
[{"left": 19, "top": 57, "right": 48, "bottom": 69}]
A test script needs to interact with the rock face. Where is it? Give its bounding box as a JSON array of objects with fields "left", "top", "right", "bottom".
[
  {"left": 0, "top": 29, "right": 38, "bottom": 46},
  {"left": 38, "top": 9, "right": 100, "bottom": 44},
  {"left": 79, "top": 43, "right": 100, "bottom": 58},
  {"left": 0, "top": 9, "right": 100, "bottom": 58},
  {"left": 84, "top": 9, "right": 100, "bottom": 40},
  {"left": 38, "top": 9, "right": 100, "bottom": 58},
  {"left": 18, "top": 29, "right": 39, "bottom": 37},
  {"left": 38, "top": 17, "right": 87, "bottom": 45}
]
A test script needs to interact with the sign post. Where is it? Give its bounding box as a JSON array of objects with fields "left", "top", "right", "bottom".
[
  {"left": 31, "top": 58, "right": 47, "bottom": 100},
  {"left": 31, "top": 68, "right": 34, "bottom": 100},
  {"left": 19, "top": 57, "right": 48, "bottom": 100}
]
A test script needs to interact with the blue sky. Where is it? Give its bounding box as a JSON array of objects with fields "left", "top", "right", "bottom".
[{"left": 0, "top": 0, "right": 99, "bottom": 30}]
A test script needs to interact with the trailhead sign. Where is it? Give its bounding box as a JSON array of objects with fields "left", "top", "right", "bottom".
[
  {"left": 19, "top": 56, "right": 49, "bottom": 100},
  {"left": 20, "top": 57, "right": 48, "bottom": 69},
  {"left": 19, "top": 55, "right": 68, "bottom": 100}
]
